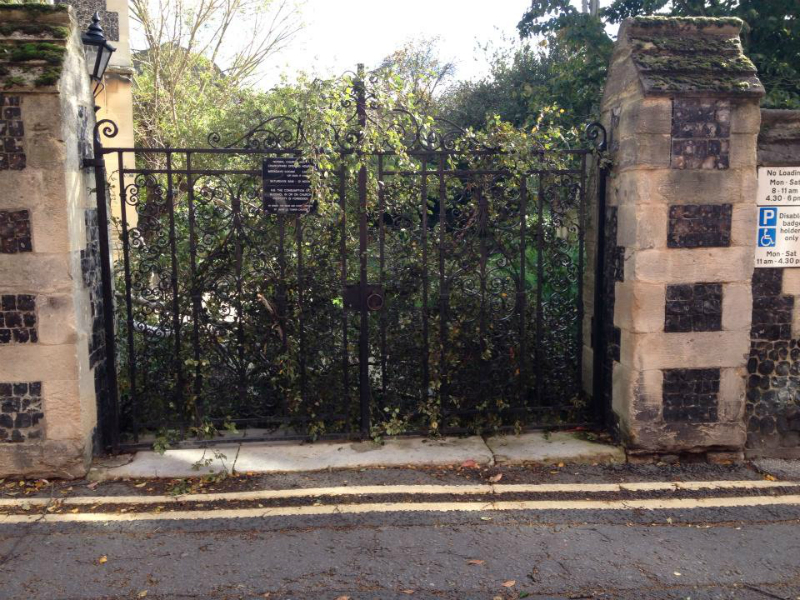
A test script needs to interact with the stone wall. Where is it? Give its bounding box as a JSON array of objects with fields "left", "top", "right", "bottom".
[
  {"left": 745, "top": 109, "right": 800, "bottom": 457},
  {"left": 585, "top": 17, "right": 764, "bottom": 458},
  {"left": 0, "top": 5, "right": 102, "bottom": 477}
]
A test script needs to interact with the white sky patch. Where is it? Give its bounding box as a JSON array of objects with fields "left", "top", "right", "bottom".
[
  {"left": 129, "top": 0, "right": 609, "bottom": 89},
  {"left": 261, "top": 0, "right": 533, "bottom": 87}
]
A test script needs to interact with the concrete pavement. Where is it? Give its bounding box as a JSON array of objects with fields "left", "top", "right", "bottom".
[{"left": 89, "top": 432, "right": 625, "bottom": 480}]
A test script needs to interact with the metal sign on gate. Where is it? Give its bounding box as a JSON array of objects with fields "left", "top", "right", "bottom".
[{"left": 263, "top": 157, "right": 313, "bottom": 214}]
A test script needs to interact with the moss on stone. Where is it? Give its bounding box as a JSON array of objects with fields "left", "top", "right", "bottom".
[
  {"left": 645, "top": 72, "right": 755, "bottom": 93},
  {"left": 632, "top": 16, "right": 743, "bottom": 29},
  {"left": 633, "top": 53, "right": 756, "bottom": 74},
  {"left": 0, "top": 23, "right": 69, "bottom": 39},
  {"left": 0, "top": 41, "right": 66, "bottom": 65},
  {"left": 631, "top": 35, "right": 739, "bottom": 55},
  {"left": 33, "top": 67, "right": 60, "bottom": 86},
  {"left": 2, "top": 74, "right": 23, "bottom": 88},
  {"left": 0, "top": 2, "right": 69, "bottom": 13}
]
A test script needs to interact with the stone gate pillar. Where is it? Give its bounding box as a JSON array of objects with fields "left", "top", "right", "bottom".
[
  {"left": 591, "top": 17, "right": 764, "bottom": 458},
  {"left": 0, "top": 4, "right": 103, "bottom": 477}
]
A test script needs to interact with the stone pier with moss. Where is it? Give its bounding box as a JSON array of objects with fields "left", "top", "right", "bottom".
[
  {"left": 585, "top": 16, "right": 765, "bottom": 460},
  {"left": 0, "top": 4, "right": 104, "bottom": 477}
]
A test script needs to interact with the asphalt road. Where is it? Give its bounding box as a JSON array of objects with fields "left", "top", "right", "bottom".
[{"left": 2, "top": 463, "right": 800, "bottom": 600}]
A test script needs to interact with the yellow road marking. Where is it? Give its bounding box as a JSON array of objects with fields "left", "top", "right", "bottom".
[
  {"left": 0, "top": 480, "right": 797, "bottom": 507},
  {"left": 1, "top": 494, "right": 800, "bottom": 523}
]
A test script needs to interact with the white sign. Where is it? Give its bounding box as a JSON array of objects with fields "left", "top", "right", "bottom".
[
  {"left": 755, "top": 205, "right": 800, "bottom": 268},
  {"left": 757, "top": 166, "right": 800, "bottom": 205}
]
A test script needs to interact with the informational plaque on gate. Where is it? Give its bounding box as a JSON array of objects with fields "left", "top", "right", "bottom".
[
  {"left": 263, "top": 157, "right": 313, "bottom": 214},
  {"left": 755, "top": 166, "right": 800, "bottom": 268}
]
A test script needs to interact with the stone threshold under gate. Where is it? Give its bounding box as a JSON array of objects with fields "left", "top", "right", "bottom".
[{"left": 88, "top": 432, "right": 625, "bottom": 480}]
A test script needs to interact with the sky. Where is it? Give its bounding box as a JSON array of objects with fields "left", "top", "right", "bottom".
[{"left": 262, "top": 0, "right": 538, "bottom": 87}]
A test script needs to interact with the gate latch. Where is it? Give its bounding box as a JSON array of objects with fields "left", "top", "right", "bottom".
[{"left": 343, "top": 283, "right": 384, "bottom": 311}]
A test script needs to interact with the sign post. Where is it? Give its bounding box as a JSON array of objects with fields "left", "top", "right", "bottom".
[{"left": 755, "top": 167, "right": 800, "bottom": 268}]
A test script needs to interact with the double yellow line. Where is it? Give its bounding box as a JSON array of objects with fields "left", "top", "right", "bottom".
[{"left": 0, "top": 480, "right": 797, "bottom": 523}]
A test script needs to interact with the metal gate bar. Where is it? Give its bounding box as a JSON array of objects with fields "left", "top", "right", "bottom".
[{"left": 91, "top": 85, "right": 608, "bottom": 448}]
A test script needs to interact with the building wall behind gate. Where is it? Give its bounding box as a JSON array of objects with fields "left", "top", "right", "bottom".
[{"left": 746, "top": 110, "right": 800, "bottom": 457}]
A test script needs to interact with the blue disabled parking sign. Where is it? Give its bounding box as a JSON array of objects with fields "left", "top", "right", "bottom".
[{"left": 758, "top": 207, "right": 777, "bottom": 248}]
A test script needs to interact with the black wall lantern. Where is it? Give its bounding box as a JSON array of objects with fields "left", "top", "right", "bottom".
[{"left": 82, "top": 12, "right": 115, "bottom": 96}]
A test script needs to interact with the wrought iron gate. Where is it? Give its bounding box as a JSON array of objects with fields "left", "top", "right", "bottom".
[{"left": 93, "top": 81, "right": 607, "bottom": 447}]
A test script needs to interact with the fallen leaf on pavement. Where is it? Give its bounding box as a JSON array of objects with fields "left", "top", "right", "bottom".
[
  {"left": 401, "top": 590, "right": 415, "bottom": 595},
  {"left": 461, "top": 460, "right": 478, "bottom": 469},
  {"left": 673, "top": 572, "right": 681, "bottom": 577},
  {"left": 134, "top": 482, "right": 147, "bottom": 488},
  {"left": 480, "top": 516, "right": 492, "bottom": 521},
  {"left": 488, "top": 474, "right": 503, "bottom": 483},
  {"left": 87, "top": 482, "right": 99, "bottom": 490},
  {"left": 137, "top": 592, "right": 148, "bottom": 598},
  {"left": 502, "top": 580, "right": 516, "bottom": 588},
  {"left": 557, "top": 462, "right": 565, "bottom": 468},
  {"left": 97, "top": 556, "right": 108, "bottom": 565},
  {"left": 467, "top": 559, "right": 485, "bottom": 565},
  {"left": 764, "top": 474, "right": 777, "bottom": 481}
]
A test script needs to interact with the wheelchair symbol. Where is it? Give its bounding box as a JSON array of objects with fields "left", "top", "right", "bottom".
[{"left": 759, "top": 228, "right": 777, "bottom": 247}]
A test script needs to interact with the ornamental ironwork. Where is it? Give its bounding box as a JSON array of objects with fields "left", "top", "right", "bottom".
[{"left": 93, "top": 71, "right": 608, "bottom": 447}]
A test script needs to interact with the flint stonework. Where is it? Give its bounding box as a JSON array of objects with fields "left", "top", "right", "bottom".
[
  {"left": 0, "top": 294, "right": 37, "bottom": 344},
  {"left": 664, "top": 283, "right": 723, "bottom": 333},
  {"left": 667, "top": 204, "right": 732, "bottom": 248},
  {"left": 0, "top": 209, "right": 32, "bottom": 253}
]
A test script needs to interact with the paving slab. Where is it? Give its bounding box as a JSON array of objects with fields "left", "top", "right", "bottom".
[
  {"left": 91, "top": 436, "right": 494, "bottom": 479},
  {"left": 485, "top": 432, "right": 624, "bottom": 465},
  {"left": 232, "top": 436, "right": 494, "bottom": 474},
  {"left": 753, "top": 458, "right": 800, "bottom": 481},
  {"left": 89, "top": 444, "right": 240, "bottom": 480}
]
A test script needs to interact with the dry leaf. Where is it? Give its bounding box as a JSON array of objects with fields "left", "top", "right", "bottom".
[
  {"left": 97, "top": 556, "right": 108, "bottom": 564},
  {"left": 557, "top": 462, "right": 565, "bottom": 468},
  {"left": 87, "top": 482, "right": 99, "bottom": 490},
  {"left": 334, "top": 596, "right": 351, "bottom": 600},
  {"left": 501, "top": 580, "right": 516, "bottom": 588},
  {"left": 764, "top": 474, "right": 777, "bottom": 481},
  {"left": 70, "top": 508, "right": 79, "bottom": 514},
  {"left": 488, "top": 474, "right": 503, "bottom": 483},
  {"left": 461, "top": 460, "right": 478, "bottom": 469},
  {"left": 480, "top": 516, "right": 492, "bottom": 521},
  {"left": 467, "top": 559, "right": 485, "bottom": 565},
  {"left": 401, "top": 590, "right": 415, "bottom": 595},
  {"left": 673, "top": 572, "right": 681, "bottom": 577},
  {"left": 134, "top": 482, "right": 147, "bottom": 488},
  {"left": 137, "top": 592, "right": 148, "bottom": 598}
]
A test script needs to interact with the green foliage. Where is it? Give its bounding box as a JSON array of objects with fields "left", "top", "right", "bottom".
[
  {"left": 118, "top": 66, "right": 588, "bottom": 441},
  {"left": 446, "top": 5, "right": 612, "bottom": 132}
]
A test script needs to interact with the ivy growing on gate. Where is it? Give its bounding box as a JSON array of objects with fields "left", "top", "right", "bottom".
[{"left": 106, "top": 68, "right": 593, "bottom": 444}]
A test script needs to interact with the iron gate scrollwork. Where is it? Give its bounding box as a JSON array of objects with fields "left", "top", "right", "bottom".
[{"left": 95, "top": 75, "right": 608, "bottom": 447}]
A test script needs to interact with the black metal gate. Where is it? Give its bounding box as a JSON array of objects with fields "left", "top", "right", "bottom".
[{"left": 93, "top": 78, "right": 607, "bottom": 448}]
